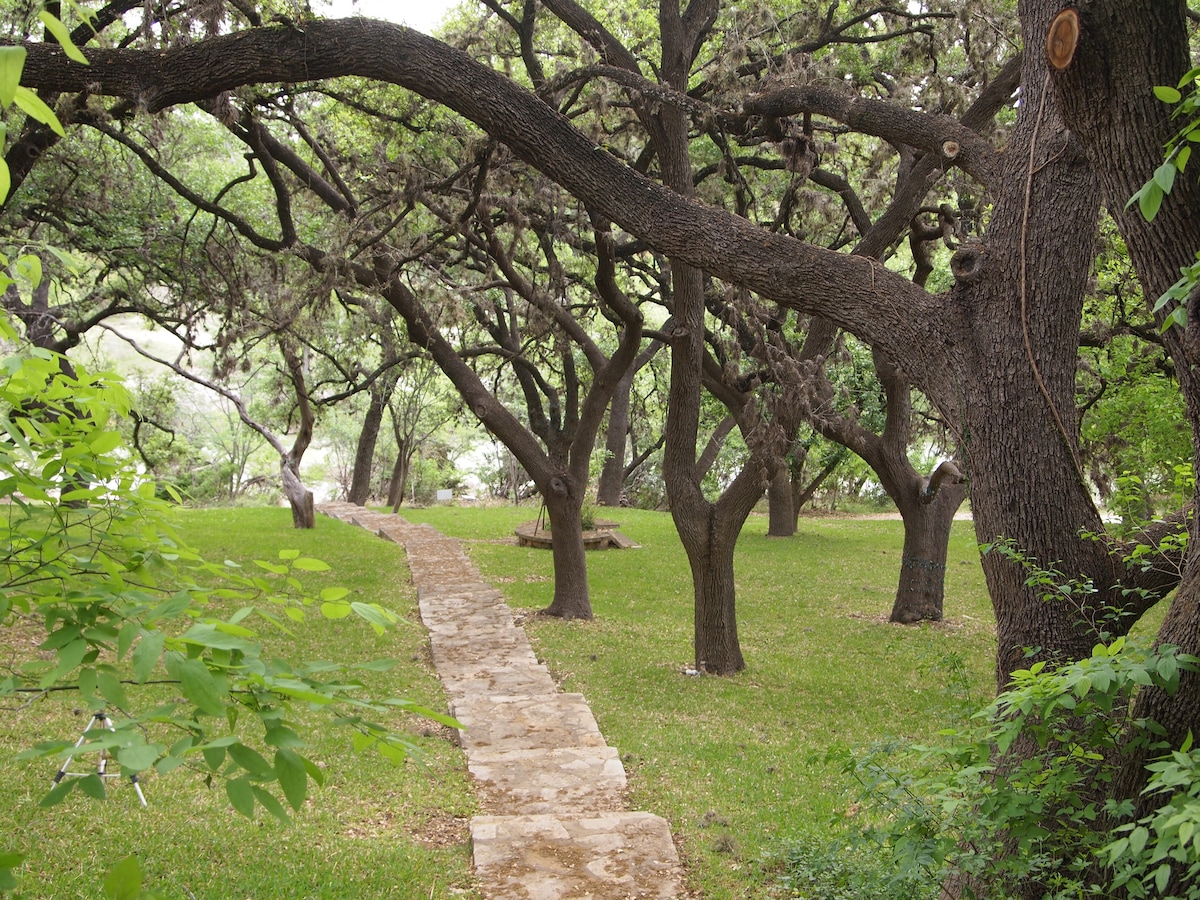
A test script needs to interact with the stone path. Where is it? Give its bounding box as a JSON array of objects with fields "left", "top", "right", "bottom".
[{"left": 318, "top": 502, "right": 683, "bottom": 900}]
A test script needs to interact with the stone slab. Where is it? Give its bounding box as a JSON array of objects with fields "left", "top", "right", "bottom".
[
  {"left": 470, "top": 812, "right": 682, "bottom": 900},
  {"left": 468, "top": 746, "right": 627, "bottom": 815},
  {"left": 451, "top": 694, "right": 608, "bottom": 752}
]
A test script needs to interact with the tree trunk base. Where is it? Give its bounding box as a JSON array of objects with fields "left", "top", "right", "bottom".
[
  {"left": 536, "top": 603, "right": 594, "bottom": 621},
  {"left": 290, "top": 490, "right": 315, "bottom": 529},
  {"left": 889, "top": 554, "right": 945, "bottom": 623}
]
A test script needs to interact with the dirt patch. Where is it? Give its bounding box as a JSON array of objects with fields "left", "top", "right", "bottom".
[{"left": 410, "top": 810, "right": 472, "bottom": 849}]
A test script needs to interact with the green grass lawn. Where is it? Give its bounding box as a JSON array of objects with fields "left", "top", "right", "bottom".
[
  {"left": 1, "top": 502, "right": 999, "bottom": 899},
  {"left": 399, "top": 504, "right": 997, "bottom": 899},
  {"left": 0, "top": 508, "right": 479, "bottom": 900}
]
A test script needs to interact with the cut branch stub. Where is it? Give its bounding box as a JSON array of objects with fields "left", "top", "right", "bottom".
[
  {"left": 950, "top": 242, "right": 986, "bottom": 284},
  {"left": 1046, "top": 8, "right": 1082, "bottom": 71}
]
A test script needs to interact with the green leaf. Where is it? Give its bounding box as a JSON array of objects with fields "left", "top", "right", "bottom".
[
  {"left": 319, "top": 586, "right": 350, "bottom": 602},
  {"left": 78, "top": 773, "right": 106, "bottom": 799},
  {"left": 78, "top": 665, "right": 97, "bottom": 701},
  {"left": 226, "top": 776, "right": 255, "bottom": 818},
  {"left": 1158, "top": 653, "right": 1180, "bottom": 686},
  {"left": 117, "top": 621, "right": 139, "bottom": 661},
  {"left": 116, "top": 743, "right": 159, "bottom": 772},
  {"left": 1155, "top": 862, "right": 1172, "bottom": 894},
  {"left": 146, "top": 593, "right": 191, "bottom": 623},
  {"left": 88, "top": 430, "right": 123, "bottom": 455},
  {"left": 320, "top": 601, "right": 352, "bottom": 620},
  {"left": 251, "top": 786, "right": 290, "bottom": 823},
  {"left": 354, "top": 658, "right": 398, "bottom": 672},
  {"left": 275, "top": 748, "right": 307, "bottom": 810},
  {"left": 13, "top": 86, "right": 64, "bottom": 136},
  {"left": 45, "top": 637, "right": 89, "bottom": 684},
  {"left": 38, "top": 11, "right": 90, "bottom": 65},
  {"left": 39, "top": 780, "right": 74, "bottom": 807},
  {"left": 201, "top": 744, "right": 226, "bottom": 772},
  {"left": 264, "top": 726, "right": 304, "bottom": 750},
  {"left": 0, "top": 852, "right": 25, "bottom": 892},
  {"left": 173, "top": 657, "right": 226, "bottom": 716},
  {"left": 278, "top": 549, "right": 300, "bottom": 560},
  {"left": 291, "top": 557, "right": 330, "bottom": 571},
  {"left": 13, "top": 254, "right": 40, "bottom": 289},
  {"left": 1176, "top": 145, "right": 1192, "bottom": 173},
  {"left": 1155, "top": 85, "right": 1184, "bottom": 104},
  {"left": 97, "top": 670, "right": 129, "bottom": 709},
  {"left": 0, "top": 156, "right": 10, "bottom": 204},
  {"left": 101, "top": 855, "right": 143, "bottom": 900},
  {"left": 1153, "top": 161, "right": 1177, "bottom": 194},
  {"left": 1139, "top": 182, "right": 1165, "bottom": 222},
  {"left": 132, "top": 631, "right": 164, "bottom": 683},
  {"left": 228, "top": 742, "right": 274, "bottom": 779},
  {"left": 0, "top": 46, "right": 26, "bottom": 108},
  {"left": 351, "top": 602, "right": 397, "bottom": 631},
  {"left": 179, "top": 623, "right": 256, "bottom": 653}
]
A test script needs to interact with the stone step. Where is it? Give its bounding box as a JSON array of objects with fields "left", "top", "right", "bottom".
[
  {"left": 450, "top": 694, "right": 608, "bottom": 753},
  {"left": 467, "top": 746, "right": 627, "bottom": 815},
  {"left": 420, "top": 600, "right": 513, "bottom": 628},
  {"left": 470, "top": 812, "right": 682, "bottom": 900},
  {"left": 434, "top": 657, "right": 559, "bottom": 699}
]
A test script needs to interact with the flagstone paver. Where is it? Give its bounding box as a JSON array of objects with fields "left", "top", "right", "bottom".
[{"left": 318, "top": 501, "right": 683, "bottom": 900}]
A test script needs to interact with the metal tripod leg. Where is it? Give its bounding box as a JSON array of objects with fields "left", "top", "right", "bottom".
[{"left": 52, "top": 712, "right": 148, "bottom": 806}]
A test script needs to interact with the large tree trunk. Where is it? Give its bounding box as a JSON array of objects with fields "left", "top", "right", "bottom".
[
  {"left": 347, "top": 382, "right": 390, "bottom": 505},
  {"left": 692, "top": 508, "right": 745, "bottom": 674},
  {"left": 767, "top": 467, "right": 795, "bottom": 537},
  {"left": 891, "top": 480, "right": 967, "bottom": 623},
  {"left": 539, "top": 480, "right": 591, "bottom": 619}
]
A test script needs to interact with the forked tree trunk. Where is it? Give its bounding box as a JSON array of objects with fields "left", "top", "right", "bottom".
[{"left": 891, "top": 481, "right": 967, "bottom": 623}]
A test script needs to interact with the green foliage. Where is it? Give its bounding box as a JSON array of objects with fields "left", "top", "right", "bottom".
[
  {"left": 0, "top": 306, "right": 457, "bottom": 891},
  {"left": 2, "top": 508, "right": 478, "bottom": 899},
  {"left": 1129, "top": 67, "right": 1200, "bottom": 329},
  {"left": 775, "top": 832, "right": 936, "bottom": 900},
  {"left": 1106, "top": 735, "right": 1200, "bottom": 899},
  {"left": 840, "top": 636, "right": 1200, "bottom": 900}
]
